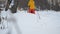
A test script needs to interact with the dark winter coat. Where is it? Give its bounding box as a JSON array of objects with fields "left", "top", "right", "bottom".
[{"left": 5, "top": 0, "right": 19, "bottom": 13}]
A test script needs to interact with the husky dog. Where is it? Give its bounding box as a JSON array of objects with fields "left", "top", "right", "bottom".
[{"left": 0, "top": 0, "right": 21, "bottom": 34}]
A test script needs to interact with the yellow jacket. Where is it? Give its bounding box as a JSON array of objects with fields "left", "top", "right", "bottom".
[{"left": 28, "top": 0, "right": 36, "bottom": 9}]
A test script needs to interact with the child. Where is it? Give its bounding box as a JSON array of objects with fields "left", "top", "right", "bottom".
[{"left": 28, "top": 0, "right": 36, "bottom": 14}]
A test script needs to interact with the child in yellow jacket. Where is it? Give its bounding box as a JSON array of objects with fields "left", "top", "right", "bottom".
[{"left": 28, "top": 0, "right": 36, "bottom": 14}]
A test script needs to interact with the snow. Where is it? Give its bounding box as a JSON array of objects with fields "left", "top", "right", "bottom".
[{"left": 0, "top": 10, "right": 60, "bottom": 34}]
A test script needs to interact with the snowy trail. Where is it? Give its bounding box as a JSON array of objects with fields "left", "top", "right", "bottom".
[{"left": 0, "top": 10, "right": 60, "bottom": 34}]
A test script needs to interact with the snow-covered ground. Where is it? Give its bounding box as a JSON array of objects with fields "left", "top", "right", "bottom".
[{"left": 0, "top": 10, "right": 60, "bottom": 34}]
